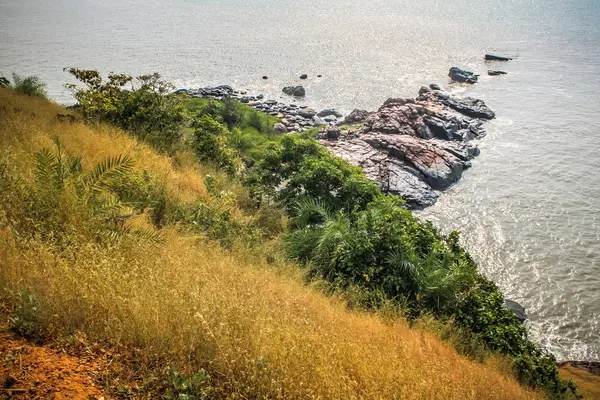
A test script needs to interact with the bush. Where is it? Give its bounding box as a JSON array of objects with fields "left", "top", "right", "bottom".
[
  {"left": 9, "top": 290, "right": 44, "bottom": 340},
  {"left": 192, "top": 115, "right": 241, "bottom": 174},
  {"left": 10, "top": 74, "right": 48, "bottom": 99},
  {"left": 65, "top": 69, "right": 187, "bottom": 153}
]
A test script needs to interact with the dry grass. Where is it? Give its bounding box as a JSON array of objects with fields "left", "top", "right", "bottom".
[{"left": 0, "top": 88, "right": 543, "bottom": 399}]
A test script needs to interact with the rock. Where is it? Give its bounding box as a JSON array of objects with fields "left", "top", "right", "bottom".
[
  {"left": 312, "top": 116, "right": 327, "bottom": 127},
  {"left": 298, "top": 108, "right": 317, "bottom": 119},
  {"left": 256, "top": 94, "right": 264, "bottom": 99},
  {"left": 418, "top": 90, "right": 495, "bottom": 120},
  {"left": 273, "top": 123, "right": 288, "bottom": 135},
  {"left": 488, "top": 70, "right": 508, "bottom": 76},
  {"left": 300, "top": 74, "right": 308, "bottom": 79},
  {"left": 262, "top": 76, "right": 269, "bottom": 80},
  {"left": 485, "top": 54, "right": 512, "bottom": 61},
  {"left": 239, "top": 97, "right": 250, "bottom": 103},
  {"left": 325, "top": 126, "right": 341, "bottom": 139},
  {"left": 429, "top": 83, "right": 441, "bottom": 91},
  {"left": 316, "top": 74, "right": 322, "bottom": 78},
  {"left": 344, "top": 109, "right": 371, "bottom": 123},
  {"left": 282, "top": 85, "right": 306, "bottom": 97},
  {"left": 317, "top": 109, "right": 343, "bottom": 118},
  {"left": 504, "top": 299, "right": 527, "bottom": 323},
  {"left": 449, "top": 67, "right": 479, "bottom": 84},
  {"left": 319, "top": 89, "right": 493, "bottom": 208}
]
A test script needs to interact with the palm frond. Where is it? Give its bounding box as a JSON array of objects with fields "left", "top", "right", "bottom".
[
  {"left": 85, "top": 154, "right": 133, "bottom": 192},
  {"left": 34, "top": 148, "right": 58, "bottom": 186},
  {"left": 291, "top": 197, "right": 335, "bottom": 229}
]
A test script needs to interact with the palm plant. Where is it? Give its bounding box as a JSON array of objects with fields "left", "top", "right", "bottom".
[{"left": 11, "top": 73, "right": 48, "bottom": 99}]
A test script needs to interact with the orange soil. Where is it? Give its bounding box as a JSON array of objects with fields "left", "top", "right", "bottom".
[{"left": 0, "top": 325, "right": 108, "bottom": 400}]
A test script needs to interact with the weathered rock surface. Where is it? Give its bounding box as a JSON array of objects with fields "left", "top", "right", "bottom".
[
  {"left": 449, "top": 67, "right": 479, "bottom": 84},
  {"left": 319, "top": 88, "right": 494, "bottom": 208},
  {"left": 344, "top": 109, "right": 371, "bottom": 123}
]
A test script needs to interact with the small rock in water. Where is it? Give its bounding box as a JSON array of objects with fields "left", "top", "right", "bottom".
[
  {"left": 448, "top": 67, "right": 479, "bottom": 84},
  {"left": 262, "top": 76, "right": 268, "bottom": 80},
  {"left": 317, "top": 109, "right": 343, "bottom": 118},
  {"left": 282, "top": 85, "right": 306, "bottom": 97},
  {"left": 300, "top": 74, "right": 308, "bottom": 79},
  {"left": 485, "top": 54, "right": 512, "bottom": 61},
  {"left": 429, "top": 83, "right": 441, "bottom": 90},
  {"left": 256, "top": 93, "right": 264, "bottom": 99},
  {"left": 488, "top": 70, "right": 508, "bottom": 76},
  {"left": 316, "top": 74, "right": 322, "bottom": 78}
]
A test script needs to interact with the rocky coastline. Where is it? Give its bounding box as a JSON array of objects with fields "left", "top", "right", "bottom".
[{"left": 178, "top": 82, "right": 495, "bottom": 209}]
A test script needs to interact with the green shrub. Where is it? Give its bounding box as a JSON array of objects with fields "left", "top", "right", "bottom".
[
  {"left": 11, "top": 74, "right": 48, "bottom": 99},
  {"left": 9, "top": 290, "right": 43, "bottom": 340},
  {"left": 192, "top": 115, "right": 241, "bottom": 174},
  {"left": 162, "top": 367, "right": 213, "bottom": 400},
  {"left": 65, "top": 69, "right": 187, "bottom": 154}
]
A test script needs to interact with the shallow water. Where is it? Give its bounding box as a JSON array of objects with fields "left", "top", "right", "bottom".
[{"left": 1, "top": 0, "right": 599, "bottom": 361}]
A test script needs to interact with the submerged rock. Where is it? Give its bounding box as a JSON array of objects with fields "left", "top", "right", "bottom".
[
  {"left": 488, "top": 70, "right": 508, "bottom": 76},
  {"left": 319, "top": 88, "right": 494, "bottom": 208},
  {"left": 300, "top": 74, "right": 308, "bottom": 79},
  {"left": 449, "top": 67, "right": 479, "bottom": 84}
]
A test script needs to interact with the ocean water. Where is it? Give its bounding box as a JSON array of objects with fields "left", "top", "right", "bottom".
[{"left": 1, "top": 0, "right": 599, "bottom": 361}]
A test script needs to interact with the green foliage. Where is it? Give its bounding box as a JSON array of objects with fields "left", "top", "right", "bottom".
[
  {"left": 0, "top": 139, "right": 163, "bottom": 245},
  {"left": 9, "top": 290, "right": 43, "bottom": 340},
  {"left": 65, "top": 69, "right": 187, "bottom": 153},
  {"left": 162, "top": 367, "right": 213, "bottom": 400},
  {"left": 10, "top": 74, "right": 48, "bottom": 99},
  {"left": 186, "top": 97, "right": 279, "bottom": 165},
  {"left": 246, "top": 135, "right": 380, "bottom": 213},
  {"left": 192, "top": 115, "right": 241, "bottom": 174}
]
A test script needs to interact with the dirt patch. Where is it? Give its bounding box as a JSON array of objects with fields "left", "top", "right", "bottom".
[{"left": 0, "top": 324, "right": 108, "bottom": 400}]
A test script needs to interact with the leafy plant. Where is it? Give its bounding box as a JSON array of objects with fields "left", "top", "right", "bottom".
[
  {"left": 10, "top": 74, "right": 48, "bottom": 99},
  {"left": 9, "top": 290, "right": 43, "bottom": 340},
  {"left": 162, "top": 366, "right": 213, "bottom": 400},
  {"left": 65, "top": 68, "right": 187, "bottom": 153}
]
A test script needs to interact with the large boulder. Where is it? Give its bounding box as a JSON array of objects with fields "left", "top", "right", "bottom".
[
  {"left": 504, "top": 299, "right": 527, "bottom": 323},
  {"left": 273, "top": 123, "right": 288, "bottom": 135},
  {"left": 449, "top": 67, "right": 479, "bottom": 84},
  {"left": 282, "top": 85, "right": 306, "bottom": 97},
  {"left": 319, "top": 88, "right": 494, "bottom": 208}
]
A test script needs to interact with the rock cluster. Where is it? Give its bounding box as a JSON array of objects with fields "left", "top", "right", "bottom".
[
  {"left": 180, "top": 86, "right": 343, "bottom": 133},
  {"left": 317, "top": 86, "right": 495, "bottom": 208}
]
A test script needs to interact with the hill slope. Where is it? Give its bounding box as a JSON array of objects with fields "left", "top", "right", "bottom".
[{"left": 0, "top": 88, "right": 542, "bottom": 399}]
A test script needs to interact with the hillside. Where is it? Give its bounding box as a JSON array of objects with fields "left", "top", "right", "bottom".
[{"left": 0, "top": 86, "right": 551, "bottom": 398}]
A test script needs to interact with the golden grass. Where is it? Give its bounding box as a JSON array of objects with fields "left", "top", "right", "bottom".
[
  {"left": 559, "top": 366, "right": 600, "bottom": 399},
  {"left": 0, "top": 88, "right": 543, "bottom": 399}
]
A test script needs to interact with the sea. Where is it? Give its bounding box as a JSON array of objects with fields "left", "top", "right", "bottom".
[{"left": 1, "top": 0, "right": 599, "bottom": 362}]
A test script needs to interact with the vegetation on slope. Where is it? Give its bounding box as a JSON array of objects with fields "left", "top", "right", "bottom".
[{"left": 0, "top": 71, "right": 578, "bottom": 398}]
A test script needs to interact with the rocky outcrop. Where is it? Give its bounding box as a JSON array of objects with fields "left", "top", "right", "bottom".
[
  {"left": 449, "top": 67, "right": 479, "bottom": 84},
  {"left": 318, "top": 87, "right": 494, "bottom": 208},
  {"left": 504, "top": 299, "right": 527, "bottom": 323}
]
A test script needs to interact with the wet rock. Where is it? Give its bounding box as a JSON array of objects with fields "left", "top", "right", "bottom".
[
  {"left": 504, "top": 299, "right": 527, "bottom": 323},
  {"left": 298, "top": 108, "right": 317, "bottom": 119},
  {"left": 429, "top": 83, "right": 441, "bottom": 91},
  {"left": 344, "top": 109, "right": 371, "bottom": 123},
  {"left": 256, "top": 94, "right": 264, "bottom": 99},
  {"left": 316, "top": 74, "right": 322, "bottom": 78},
  {"left": 485, "top": 54, "right": 512, "bottom": 61},
  {"left": 449, "top": 67, "right": 479, "bottom": 84},
  {"left": 273, "top": 123, "right": 288, "bottom": 135},
  {"left": 319, "top": 89, "right": 493, "bottom": 208},
  {"left": 488, "top": 70, "right": 508, "bottom": 76},
  {"left": 300, "top": 74, "right": 308, "bottom": 79},
  {"left": 312, "top": 116, "right": 327, "bottom": 127},
  {"left": 317, "top": 109, "right": 343, "bottom": 118},
  {"left": 282, "top": 85, "right": 306, "bottom": 97},
  {"left": 262, "top": 76, "right": 268, "bottom": 80}
]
